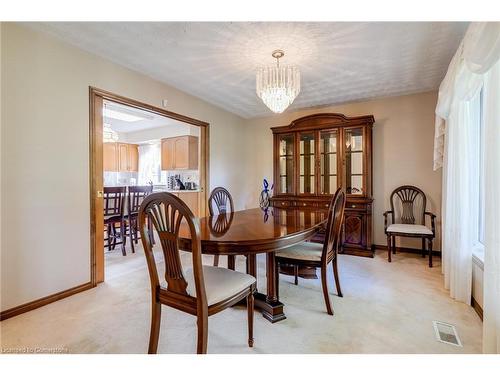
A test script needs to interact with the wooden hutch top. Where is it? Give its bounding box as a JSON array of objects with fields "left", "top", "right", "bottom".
[{"left": 271, "top": 113, "right": 375, "bottom": 133}]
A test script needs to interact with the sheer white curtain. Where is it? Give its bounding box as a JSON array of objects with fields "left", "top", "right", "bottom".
[
  {"left": 441, "top": 92, "right": 480, "bottom": 302},
  {"left": 137, "top": 143, "right": 161, "bottom": 185},
  {"left": 483, "top": 60, "right": 500, "bottom": 353},
  {"left": 434, "top": 22, "right": 500, "bottom": 353}
]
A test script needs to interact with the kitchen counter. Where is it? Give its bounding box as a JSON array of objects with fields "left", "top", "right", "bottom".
[
  {"left": 103, "top": 185, "right": 200, "bottom": 193},
  {"left": 153, "top": 187, "right": 200, "bottom": 193}
]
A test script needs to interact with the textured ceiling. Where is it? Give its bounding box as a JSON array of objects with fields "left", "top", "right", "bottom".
[{"left": 26, "top": 22, "right": 468, "bottom": 118}]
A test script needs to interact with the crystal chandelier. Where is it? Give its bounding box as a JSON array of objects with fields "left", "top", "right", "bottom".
[{"left": 256, "top": 50, "right": 300, "bottom": 114}]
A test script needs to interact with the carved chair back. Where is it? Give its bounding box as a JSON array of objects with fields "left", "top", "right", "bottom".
[
  {"left": 390, "top": 185, "right": 427, "bottom": 225},
  {"left": 103, "top": 186, "right": 126, "bottom": 218},
  {"left": 138, "top": 192, "right": 207, "bottom": 307},
  {"left": 128, "top": 185, "right": 153, "bottom": 216},
  {"left": 208, "top": 187, "right": 234, "bottom": 216},
  {"left": 322, "top": 188, "right": 346, "bottom": 262}
]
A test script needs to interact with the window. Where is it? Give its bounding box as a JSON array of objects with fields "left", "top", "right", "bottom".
[{"left": 137, "top": 143, "right": 162, "bottom": 185}]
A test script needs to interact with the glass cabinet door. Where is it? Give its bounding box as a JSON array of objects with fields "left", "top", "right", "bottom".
[
  {"left": 298, "top": 132, "right": 315, "bottom": 194},
  {"left": 278, "top": 134, "right": 295, "bottom": 194},
  {"left": 344, "top": 127, "right": 364, "bottom": 195},
  {"left": 319, "top": 130, "right": 339, "bottom": 195}
]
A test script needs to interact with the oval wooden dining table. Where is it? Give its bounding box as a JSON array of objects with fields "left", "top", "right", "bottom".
[{"left": 178, "top": 206, "right": 328, "bottom": 323}]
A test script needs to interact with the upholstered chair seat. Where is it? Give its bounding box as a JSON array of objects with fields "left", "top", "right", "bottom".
[
  {"left": 386, "top": 224, "right": 433, "bottom": 236},
  {"left": 276, "top": 242, "right": 323, "bottom": 262},
  {"left": 185, "top": 266, "right": 256, "bottom": 305}
]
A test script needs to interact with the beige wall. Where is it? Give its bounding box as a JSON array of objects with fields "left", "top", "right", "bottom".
[
  {"left": 243, "top": 91, "right": 442, "bottom": 250},
  {"left": 0, "top": 23, "right": 247, "bottom": 311}
]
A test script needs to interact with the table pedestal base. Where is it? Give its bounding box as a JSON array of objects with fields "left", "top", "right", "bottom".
[
  {"left": 254, "top": 292, "right": 286, "bottom": 323},
  {"left": 235, "top": 292, "right": 286, "bottom": 323}
]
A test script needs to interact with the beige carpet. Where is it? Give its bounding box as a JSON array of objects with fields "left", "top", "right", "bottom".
[{"left": 0, "top": 244, "right": 482, "bottom": 354}]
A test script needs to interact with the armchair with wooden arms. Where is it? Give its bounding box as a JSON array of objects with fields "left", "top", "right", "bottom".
[{"left": 383, "top": 185, "right": 436, "bottom": 267}]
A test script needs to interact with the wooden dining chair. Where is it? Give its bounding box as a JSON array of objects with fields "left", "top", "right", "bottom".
[
  {"left": 126, "top": 185, "right": 153, "bottom": 253},
  {"left": 208, "top": 187, "right": 237, "bottom": 269},
  {"left": 138, "top": 192, "right": 256, "bottom": 354},
  {"left": 275, "top": 188, "right": 346, "bottom": 315},
  {"left": 103, "top": 186, "right": 127, "bottom": 256},
  {"left": 383, "top": 185, "right": 436, "bottom": 267}
]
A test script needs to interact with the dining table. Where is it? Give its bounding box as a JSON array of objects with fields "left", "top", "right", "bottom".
[{"left": 178, "top": 206, "right": 328, "bottom": 323}]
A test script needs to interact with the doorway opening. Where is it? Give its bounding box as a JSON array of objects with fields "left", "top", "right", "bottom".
[{"left": 89, "top": 87, "right": 209, "bottom": 284}]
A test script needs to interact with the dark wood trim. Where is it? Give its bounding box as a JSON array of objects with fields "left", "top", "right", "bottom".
[
  {"left": 89, "top": 90, "right": 102, "bottom": 286},
  {"left": 373, "top": 244, "right": 441, "bottom": 257},
  {"left": 0, "top": 282, "right": 93, "bottom": 321},
  {"left": 471, "top": 296, "right": 483, "bottom": 321}
]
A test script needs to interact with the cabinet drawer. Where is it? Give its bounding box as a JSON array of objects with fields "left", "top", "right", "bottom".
[
  {"left": 345, "top": 202, "right": 366, "bottom": 210},
  {"left": 275, "top": 200, "right": 292, "bottom": 208}
]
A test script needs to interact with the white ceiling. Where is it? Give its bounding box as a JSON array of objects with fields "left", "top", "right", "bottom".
[
  {"left": 27, "top": 22, "right": 468, "bottom": 118},
  {"left": 104, "top": 100, "right": 193, "bottom": 136},
  {"left": 103, "top": 100, "right": 171, "bottom": 133}
]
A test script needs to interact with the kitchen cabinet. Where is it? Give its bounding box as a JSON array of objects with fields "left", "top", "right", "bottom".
[
  {"left": 103, "top": 143, "right": 118, "bottom": 172},
  {"left": 103, "top": 143, "right": 138, "bottom": 172},
  {"left": 172, "top": 191, "right": 199, "bottom": 217},
  {"left": 127, "top": 144, "right": 139, "bottom": 172},
  {"left": 161, "top": 136, "right": 198, "bottom": 170}
]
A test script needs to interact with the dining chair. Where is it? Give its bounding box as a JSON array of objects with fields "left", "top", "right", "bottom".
[
  {"left": 383, "top": 185, "right": 436, "bottom": 267},
  {"left": 208, "top": 187, "right": 237, "bottom": 269},
  {"left": 103, "top": 186, "right": 127, "bottom": 256},
  {"left": 126, "top": 185, "right": 153, "bottom": 253},
  {"left": 138, "top": 192, "right": 256, "bottom": 354},
  {"left": 275, "top": 188, "right": 346, "bottom": 315}
]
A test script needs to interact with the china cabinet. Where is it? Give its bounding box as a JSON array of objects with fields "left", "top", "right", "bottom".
[{"left": 270, "top": 113, "right": 375, "bottom": 258}]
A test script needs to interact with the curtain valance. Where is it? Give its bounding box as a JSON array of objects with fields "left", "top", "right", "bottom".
[{"left": 433, "top": 22, "right": 500, "bottom": 170}]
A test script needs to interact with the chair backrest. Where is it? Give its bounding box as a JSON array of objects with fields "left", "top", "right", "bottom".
[
  {"left": 322, "top": 188, "right": 346, "bottom": 262},
  {"left": 208, "top": 187, "right": 234, "bottom": 215},
  {"left": 138, "top": 192, "right": 207, "bottom": 307},
  {"left": 390, "top": 185, "right": 427, "bottom": 225},
  {"left": 128, "top": 185, "right": 153, "bottom": 215},
  {"left": 103, "top": 186, "right": 126, "bottom": 217}
]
